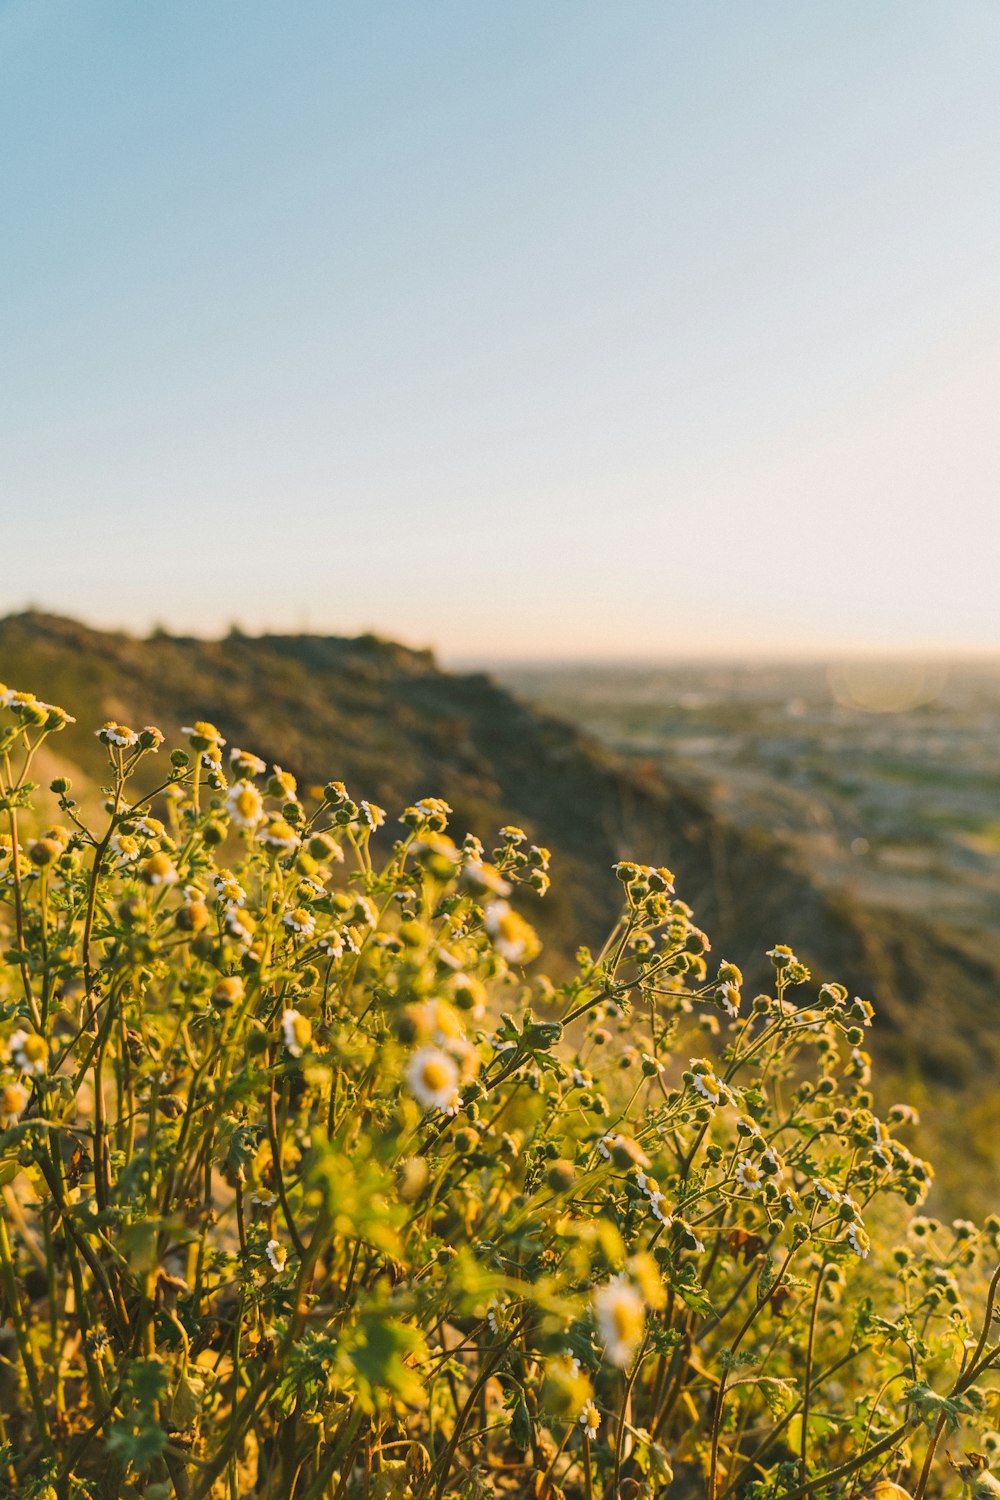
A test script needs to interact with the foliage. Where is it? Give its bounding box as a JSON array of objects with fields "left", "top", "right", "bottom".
[{"left": 1, "top": 682, "right": 999, "bottom": 1499}]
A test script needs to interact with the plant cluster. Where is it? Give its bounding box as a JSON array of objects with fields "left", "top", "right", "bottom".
[{"left": 1, "top": 682, "right": 999, "bottom": 1500}]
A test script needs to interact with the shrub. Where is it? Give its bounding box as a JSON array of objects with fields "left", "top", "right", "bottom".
[{"left": 1, "top": 683, "right": 999, "bottom": 1500}]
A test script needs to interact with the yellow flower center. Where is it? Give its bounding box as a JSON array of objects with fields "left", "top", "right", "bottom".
[{"left": 421, "top": 1058, "right": 452, "bottom": 1092}]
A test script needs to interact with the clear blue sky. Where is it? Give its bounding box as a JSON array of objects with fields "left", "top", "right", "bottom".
[{"left": 2, "top": 1, "right": 999, "bottom": 659}]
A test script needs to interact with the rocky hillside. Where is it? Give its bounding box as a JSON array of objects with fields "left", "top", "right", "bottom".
[{"left": 2, "top": 611, "right": 998, "bottom": 1115}]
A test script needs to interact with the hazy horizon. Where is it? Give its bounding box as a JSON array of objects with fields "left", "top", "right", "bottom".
[{"left": 3, "top": 3, "right": 999, "bottom": 657}]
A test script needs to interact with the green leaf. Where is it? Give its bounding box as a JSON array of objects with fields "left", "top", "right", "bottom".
[{"left": 348, "top": 1313, "right": 427, "bottom": 1410}]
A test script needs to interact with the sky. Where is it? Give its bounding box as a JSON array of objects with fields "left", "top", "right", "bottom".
[{"left": 2, "top": 1, "right": 999, "bottom": 661}]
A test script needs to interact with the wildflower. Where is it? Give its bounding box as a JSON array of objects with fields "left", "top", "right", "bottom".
[
  {"left": 251, "top": 1190, "right": 278, "bottom": 1209},
  {"left": 97, "top": 722, "right": 138, "bottom": 748},
  {"left": 648, "top": 1192, "right": 672, "bottom": 1226},
  {"left": 281, "top": 1009, "right": 312, "bottom": 1058},
  {"left": 483, "top": 901, "right": 537, "bottom": 964},
  {"left": 138, "top": 725, "right": 164, "bottom": 749},
  {"left": 717, "top": 981, "right": 740, "bottom": 1018},
  {"left": 486, "top": 1295, "right": 509, "bottom": 1333},
  {"left": 736, "top": 1160, "right": 763, "bottom": 1193},
  {"left": 226, "top": 781, "right": 264, "bottom": 829},
  {"left": 407, "top": 1047, "right": 461, "bottom": 1116},
  {"left": 283, "top": 907, "right": 316, "bottom": 939},
  {"left": 593, "top": 1277, "right": 645, "bottom": 1368},
  {"left": 499, "top": 826, "right": 526, "bottom": 845},
  {"left": 580, "top": 1402, "right": 601, "bottom": 1441},
  {"left": 9, "top": 1029, "right": 49, "bottom": 1077},
  {"left": 319, "top": 932, "right": 344, "bottom": 960},
  {"left": 462, "top": 859, "right": 512, "bottom": 896},
  {"left": 141, "top": 852, "right": 178, "bottom": 886},
  {"left": 541, "top": 1353, "right": 592, "bottom": 1418},
  {"left": 27, "top": 836, "right": 62, "bottom": 867},
  {"left": 265, "top": 1239, "right": 287, "bottom": 1272},
  {"left": 692, "top": 1070, "right": 726, "bottom": 1106},
  {"left": 213, "top": 869, "right": 243, "bottom": 897},
  {"left": 212, "top": 976, "right": 245, "bottom": 1009},
  {"left": 641, "top": 1052, "right": 665, "bottom": 1076},
  {"left": 358, "top": 800, "right": 385, "bottom": 830},
  {"left": 110, "top": 832, "right": 141, "bottom": 866},
  {"left": 677, "top": 1221, "right": 706, "bottom": 1253},
  {"left": 597, "top": 1135, "right": 614, "bottom": 1160},
  {"left": 259, "top": 818, "right": 300, "bottom": 853},
  {"left": 846, "top": 1224, "right": 871, "bottom": 1259},
  {"left": 230, "top": 747, "right": 267, "bottom": 777},
  {"left": 353, "top": 896, "right": 378, "bottom": 929},
  {"left": 1, "top": 1082, "right": 28, "bottom": 1127},
  {"left": 181, "top": 722, "right": 226, "bottom": 752},
  {"left": 224, "top": 908, "right": 256, "bottom": 946},
  {"left": 767, "top": 944, "right": 795, "bottom": 968}
]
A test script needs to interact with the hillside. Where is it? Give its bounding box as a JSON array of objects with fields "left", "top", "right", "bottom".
[{"left": 2, "top": 611, "right": 1000, "bottom": 1196}]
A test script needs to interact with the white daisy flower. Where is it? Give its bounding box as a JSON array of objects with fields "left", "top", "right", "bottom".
[
  {"left": 265, "top": 1238, "right": 287, "bottom": 1272},
  {"left": 486, "top": 1295, "right": 509, "bottom": 1334},
  {"left": 109, "top": 832, "right": 141, "bottom": 866},
  {"left": 593, "top": 1277, "right": 644, "bottom": 1368},
  {"left": 213, "top": 869, "right": 245, "bottom": 899},
  {"left": 0, "top": 1081, "right": 29, "bottom": 1128},
  {"left": 98, "top": 722, "right": 138, "bottom": 748},
  {"left": 258, "top": 819, "right": 300, "bottom": 853},
  {"left": 677, "top": 1221, "right": 706, "bottom": 1253},
  {"left": 283, "top": 907, "right": 316, "bottom": 939},
  {"left": 736, "top": 1160, "right": 763, "bottom": 1193},
  {"left": 407, "top": 1047, "right": 461, "bottom": 1116},
  {"left": 354, "top": 896, "right": 378, "bottom": 929},
  {"left": 692, "top": 1071, "right": 724, "bottom": 1105},
  {"left": 462, "top": 859, "right": 512, "bottom": 896},
  {"left": 718, "top": 982, "right": 740, "bottom": 1018},
  {"left": 579, "top": 1402, "right": 601, "bottom": 1441},
  {"left": 649, "top": 1192, "right": 672, "bottom": 1226},
  {"left": 230, "top": 748, "right": 267, "bottom": 777},
  {"left": 319, "top": 932, "right": 344, "bottom": 960},
  {"left": 281, "top": 1008, "right": 311, "bottom": 1058},
  {"left": 224, "top": 908, "right": 255, "bottom": 946},
  {"left": 846, "top": 1224, "right": 870, "bottom": 1259},
  {"left": 226, "top": 781, "right": 264, "bottom": 829},
  {"left": 358, "top": 801, "right": 385, "bottom": 830},
  {"left": 9, "top": 1030, "right": 48, "bottom": 1077},
  {"left": 142, "top": 852, "right": 178, "bottom": 887},
  {"left": 483, "top": 900, "right": 530, "bottom": 963}
]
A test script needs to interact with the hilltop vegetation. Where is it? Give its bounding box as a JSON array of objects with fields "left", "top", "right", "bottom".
[
  {"left": 1, "top": 613, "right": 999, "bottom": 1204},
  {"left": 1, "top": 677, "right": 999, "bottom": 1500}
]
